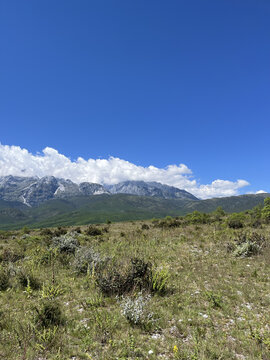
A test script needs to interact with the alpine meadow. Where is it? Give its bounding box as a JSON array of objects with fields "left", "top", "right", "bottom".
[{"left": 1, "top": 1, "right": 270, "bottom": 360}]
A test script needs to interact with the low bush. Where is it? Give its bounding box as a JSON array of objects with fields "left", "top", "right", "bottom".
[
  {"left": 40, "top": 228, "right": 53, "bottom": 237},
  {"left": 73, "top": 246, "right": 103, "bottom": 274},
  {"left": 0, "top": 266, "right": 9, "bottom": 291},
  {"left": 85, "top": 226, "right": 103, "bottom": 236},
  {"left": 155, "top": 218, "right": 181, "bottom": 229},
  {"left": 184, "top": 211, "right": 211, "bottom": 225},
  {"left": 52, "top": 233, "right": 79, "bottom": 254},
  {"left": 227, "top": 213, "right": 245, "bottom": 229},
  {"left": 53, "top": 226, "right": 67, "bottom": 237},
  {"left": 228, "top": 232, "right": 266, "bottom": 257},
  {"left": 17, "top": 270, "right": 40, "bottom": 290},
  {"left": 34, "top": 300, "right": 64, "bottom": 328},
  {"left": 120, "top": 292, "right": 154, "bottom": 329},
  {"left": 96, "top": 258, "right": 152, "bottom": 296},
  {"left": 0, "top": 248, "right": 24, "bottom": 263}
]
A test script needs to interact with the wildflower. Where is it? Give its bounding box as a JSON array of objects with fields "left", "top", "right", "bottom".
[{"left": 173, "top": 345, "right": 179, "bottom": 355}]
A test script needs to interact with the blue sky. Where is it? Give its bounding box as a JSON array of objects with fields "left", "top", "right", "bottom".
[{"left": 0, "top": 0, "right": 269, "bottom": 198}]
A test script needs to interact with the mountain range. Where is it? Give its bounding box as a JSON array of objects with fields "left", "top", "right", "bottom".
[
  {"left": 0, "top": 176, "right": 198, "bottom": 206},
  {"left": 0, "top": 175, "right": 269, "bottom": 230}
]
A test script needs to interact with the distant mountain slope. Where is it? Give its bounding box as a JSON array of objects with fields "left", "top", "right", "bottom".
[
  {"left": 0, "top": 192, "right": 269, "bottom": 230},
  {"left": 0, "top": 176, "right": 197, "bottom": 206},
  {"left": 107, "top": 181, "right": 198, "bottom": 200},
  {"left": 183, "top": 193, "right": 270, "bottom": 213},
  {"left": 0, "top": 176, "right": 109, "bottom": 206}
]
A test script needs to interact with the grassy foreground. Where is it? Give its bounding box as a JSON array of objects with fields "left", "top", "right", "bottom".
[{"left": 0, "top": 214, "right": 269, "bottom": 359}]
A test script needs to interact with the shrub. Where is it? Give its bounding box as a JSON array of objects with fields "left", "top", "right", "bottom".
[
  {"left": 40, "top": 228, "right": 53, "bottom": 237},
  {"left": 141, "top": 224, "right": 150, "bottom": 230},
  {"left": 85, "top": 226, "right": 103, "bottom": 236},
  {"left": 212, "top": 206, "right": 226, "bottom": 221},
  {"left": 120, "top": 292, "right": 154, "bottom": 328},
  {"left": 96, "top": 258, "right": 152, "bottom": 296},
  {"left": 21, "top": 226, "right": 30, "bottom": 234},
  {"left": 0, "top": 267, "right": 9, "bottom": 291},
  {"left": 0, "top": 248, "right": 24, "bottom": 263},
  {"left": 52, "top": 233, "right": 79, "bottom": 254},
  {"left": 53, "top": 226, "right": 67, "bottom": 237},
  {"left": 184, "top": 211, "right": 211, "bottom": 225},
  {"left": 229, "top": 232, "right": 266, "bottom": 257},
  {"left": 262, "top": 197, "right": 270, "bottom": 223},
  {"left": 17, "top": 270, "right": 40, "bottom": 290},
  {"left": 227, "top": 213, "right": 245, "bottom": 229},
  {"left": 73, "top": 246, "right": 102, "bottom": 274},
  {"left": 34, "top": 300, "right": 64, "bottom": 328},
  {"left": 155, "top": 218, "right": 181, "bottom": 229}
]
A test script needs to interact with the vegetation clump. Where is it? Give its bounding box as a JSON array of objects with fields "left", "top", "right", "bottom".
[
  {"left": 34, "top": 300, "right": 64, "bottom": 328},
  {"left": 85, "top": 225, "right": 103, "bottom": 236},
  {"left": 17, "top": 269, "right": 40, "bottom": 290},
  {"left": 227, "top": 232, "right": 266, "bottom": 257},
  {"left": 0, "top": 248, "right": 24, "bottom": 263},
  {"left": 96, "top": 257, "right": 152, "bottom": 296},
  {"left": 73, "top": 246, "right": 103, "bottom": 274},
  {"left": 0, "top": 266, "right": 9, "bottom": 291},
  {"left": 227, "top": 213, "right": 245, "bottom": 229},
  {"left": 52, "top": 233, "right": 79, "bottom": 254},
  {"left": 120, "top": 292, "right": 154, "bottom": 328}
]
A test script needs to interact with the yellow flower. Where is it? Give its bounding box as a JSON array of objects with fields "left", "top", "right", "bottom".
[{"left": 173, "top": 345, "right": 178, "bottom": 354}]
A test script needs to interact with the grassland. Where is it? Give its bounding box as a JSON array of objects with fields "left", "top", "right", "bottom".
[
  {"left": 0, "top": 212, "right": 269, "bottom": 359},
  {"left": 0, "top": 192, "right": 269, "bottom": 230}
]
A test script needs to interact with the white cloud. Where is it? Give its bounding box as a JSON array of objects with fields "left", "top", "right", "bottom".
[
  {"left": 246, "top": 190, "right": 268, "bottom": 195},
  {"left": 0, "top": 144, "right": 249, "bottom": 199}
]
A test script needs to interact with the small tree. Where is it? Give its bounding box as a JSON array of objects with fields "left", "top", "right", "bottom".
[
  {"left": 227, "top": 213, "right": 245, "bottom": 229},
  {"left": 262, "top": 197, "right": 270, "bottom": 223}
]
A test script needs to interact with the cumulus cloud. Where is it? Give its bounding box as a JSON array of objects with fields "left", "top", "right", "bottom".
[{"left": 0, "top": 144, "right": 250, "bottom": 199}]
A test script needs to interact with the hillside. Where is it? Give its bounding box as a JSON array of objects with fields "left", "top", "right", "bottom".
[{"left": 0, "top": 192, "right": 269, "bottom": 230}]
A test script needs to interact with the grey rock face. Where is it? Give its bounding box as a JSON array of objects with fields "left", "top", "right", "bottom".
[
  {"left": 0, "top": 176, "right": 109, "bottom": 206},
  {"left": 0, "top": 176, "right": 197, "bottom": 207},
  {"left": 79, "top": 182, "right": 110, "bottom": 196},
  {"left": 106, "top": 181, "right": 198, "bottom": 200}
]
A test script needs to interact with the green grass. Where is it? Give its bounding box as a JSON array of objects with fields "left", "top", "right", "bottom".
[{"left": 0, "top": 214, "right": 269, "bottom": 359}]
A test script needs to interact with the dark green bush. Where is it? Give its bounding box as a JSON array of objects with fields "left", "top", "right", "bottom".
[
  {"left": 40, "top": 228, "right": 53, "bottom": 237},
  {"left": 53, "top": 227, "right": 67, "bottom": 237},
  {"left": 0, "top": 267, "right": 9, "bottom": 291},
  {"left": 0, "top": 248, "right": 24, "bottom": 263},
  {"left": 74, "top": 226, "right": 81, "bottom": 233},
  {"left": 184, "top": 211, "right": 211, "bottom": 225},
  {"left": 85, "top": 226, "right": 103, "bottom": 236},
  {"left": 262, "top": 197, "right": 270, "bottom": 223},
  {"left": 96, "top": 258, "right": 152, "bottom": 296},
  {"left": 17, "top": 270, "right": 40, "bottom": 290},
  {"left": 34, "top": 300, "right": 64, "bottom": 328},
  {"left": 227, "top": 213, "right": 245, "bottom": 229},
  {"left": 155, "top": 218, "right": 181, "bottom": 228}
]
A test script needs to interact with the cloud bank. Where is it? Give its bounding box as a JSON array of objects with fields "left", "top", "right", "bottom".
[{"left": 0, "top": 144, "right": 249, "bottom": 199}]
